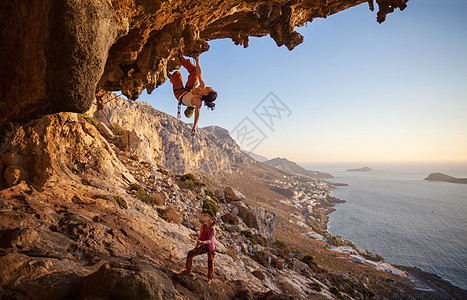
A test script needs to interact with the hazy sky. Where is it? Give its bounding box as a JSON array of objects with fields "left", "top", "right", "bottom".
[{"left": 139, "top": 0, "right": 467, "bottom": 163}]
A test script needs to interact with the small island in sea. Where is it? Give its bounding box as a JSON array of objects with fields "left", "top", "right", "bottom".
[
  {"left": 346, "top": 166, "right": 373, "bottom": 172},
  {"left": 424, "top": 173, "right": 467, "bottom": 184}
]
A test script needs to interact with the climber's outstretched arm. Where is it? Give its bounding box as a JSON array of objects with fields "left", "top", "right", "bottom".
[{"left": 195, "top": 57, "right": 206, "bottom": 90}]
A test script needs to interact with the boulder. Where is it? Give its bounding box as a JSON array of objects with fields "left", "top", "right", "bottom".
[
  {"left": 252, "top": 270, "right": 265, "bottom": 280},
  {"left": 214, "top": 188, "right": 225, "bottom": 201},
  {"left": 233, "top": 280, "right": 254, "bottom": 300},
  {"left": 121, "top": 171, "right": 136, "bottom": 184},
  {"left": 222, "top": 213, "right": 240, "bottom": 225},
  {"left": 235, "top": 202, "right": 258, "bottom": 230},
  {"left": 256, "top": 291, "right": 302, "bottom": 300},
  {"left": 276, "top": 276, "right": 301, "bottom": 296},
  {"left": 153, "top": 192, "right": 165, "bottom": 206},
  {"left": 96, "top": 122, "right": 114, "bottom": 139},
  {"left": 157, "top": 204, "right": 182, "bottom": 224},
  {"left": 79, "top": 261, "right": 182, "bottom": 300},
  {"left": 224, "top": 186, "right": 245, "bottom": 202},
  {"left": 234, "top": 202, "right": 276, "bottom": 238}
]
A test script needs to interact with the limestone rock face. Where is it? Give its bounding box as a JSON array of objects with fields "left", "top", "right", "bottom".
[
  {"left": 203, "top": 126, "right": 251, "bottom": 165},
  {"left": 250, "top": 206, "right": 277, "bottom": 239},
  {"left": 234, "top": 202, "right": 276, "bottom": 238},
  {"left": 0, "top": 113, "right": 128, "bottom": 190},
  {"left": 93, "top": 95, "right": 254, "bottom": 174},
  {"left": 0, "top": 0, "right": 408, "bottom": 134}
]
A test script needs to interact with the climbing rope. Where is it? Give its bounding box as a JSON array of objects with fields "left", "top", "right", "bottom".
[{"left": 101, "top": 92, "right": 123, "bottom": 107}]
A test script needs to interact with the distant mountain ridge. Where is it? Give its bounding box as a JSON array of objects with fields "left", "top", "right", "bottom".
[
  {"left": 264, "top": 157, "right": 334, "bottom": 179},
  {"left": 242, "top": 151, "right": 269, "bottom": 162}
]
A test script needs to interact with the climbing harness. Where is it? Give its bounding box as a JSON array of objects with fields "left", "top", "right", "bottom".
[{"left": 174, "top": 88, "right": 191, "bottom": 119}]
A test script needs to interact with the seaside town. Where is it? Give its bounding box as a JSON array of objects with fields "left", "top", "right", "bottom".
[
  {"left": 266, "top": 174, "right": 441, "bottom": 290},
  {"left": 269, "top": 174, "right": 345, "bottom": 234}
]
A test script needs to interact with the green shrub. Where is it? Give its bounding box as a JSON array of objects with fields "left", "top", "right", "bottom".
[
  {"left": 129, "top": 183, "right": 154, "bottom": 205},
  {"left": 108, "top": 123, "right": 126, "bottom": 135},
  {"left": 130, "top": 183, "right": 143, "bottom": 192},
  {"left": 78, "top": 113, "right": 97, "bottom": 125},
  {"left": 240, "top": 230, "right": 254, "bottom": 239},
  {"left": 178, "top": 173, "right": 206, "bottom": 191},
  {"left": 204, "top": 189, "right": 219, "bottom": 203},
  {"left": 184, "top": 179, "right": 206, "bottom": 191},
  {"left": 240, "top": 230, "right": 256, "bottom": 244},
  {"left": 185, "top": 179, "right": 197, "bottom": 190},
  {"left": 326, "top": 235, "right": 349, "bottom": 247},
  {"left": 202, "top": 209, "right": 215, "bottom": 217},
  {"left": 311, "top": 282, "right": 322, "bottom": 292},
  {"left": 274, "top": 239, "right": 287, "bottom": 251},
  {"left": 179, "top": 173, "right": 197, "bottom": 181},
  {"left": 302, "top": 255, "right": 318, "bottom": 269},
  {"left": 202, "top": 198, "right": 219, "bottom": 217},
  {"left": 255, "top": 235, "right": 268, "bottom": 247},
  {"left": 330, "top": 286, "right": 339, "bottom": 295},
  {"left": 113, "top": 196, "right": 128, "bottom": 209},
  {"left": 255, "top": 251, "right": 269, "bottom": 267},
  {"left": 373, "top": 253, "right": 385, "bottom": 262}
]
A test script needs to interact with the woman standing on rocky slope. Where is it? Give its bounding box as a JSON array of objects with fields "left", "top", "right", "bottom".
[
  {"left": 182, "top": 216, "right": 217, "bottom": 284},
  {"left": 170, "top": 54, "right": 217, "bottom": 136}
]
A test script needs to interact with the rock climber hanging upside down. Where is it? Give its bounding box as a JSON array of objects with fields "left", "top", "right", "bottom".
[{"left": 169, "top": 52, "right": 217, "bottom": 136}]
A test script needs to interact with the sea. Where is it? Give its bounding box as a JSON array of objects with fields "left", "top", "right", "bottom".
[{"left": 303, "top": 162, "right": 467, "bottom": 290}]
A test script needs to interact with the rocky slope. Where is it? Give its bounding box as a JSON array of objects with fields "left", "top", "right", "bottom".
[
  {"left": 0, "top": 0, "right": 409, "bottom": 135},
  {"left": 0, "top": 111, "right": 302, "bottom": 299},
  {"left": 1, "top": 100, "right": 463, "bottom": 299}
]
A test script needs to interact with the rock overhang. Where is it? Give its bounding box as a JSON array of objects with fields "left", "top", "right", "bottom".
[{"left": 0, "top": 0, "right": 408, "bottom": 136}]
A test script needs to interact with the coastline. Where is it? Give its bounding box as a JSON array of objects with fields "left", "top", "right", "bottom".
[
  {"left": 226, "top": 162, "right": 466, "bottom": 298},
  {"left": 322, "top": 171, "right": 467, "bottom": 293}
]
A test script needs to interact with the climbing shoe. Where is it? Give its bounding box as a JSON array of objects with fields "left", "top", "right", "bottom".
[{"left": 184, "top": 106, "right": 194, "bottom": 118}]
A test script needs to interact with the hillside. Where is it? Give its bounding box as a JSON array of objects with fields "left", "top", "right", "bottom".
[
  {"left": 242, "top": 151, "right": 270, "bottom": 163},
  {"left": 1, "top": 97, "right": 462, "bottom": 299},
  {"left": 265, "top": 157, "right": 334, "bottom": 179}
]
